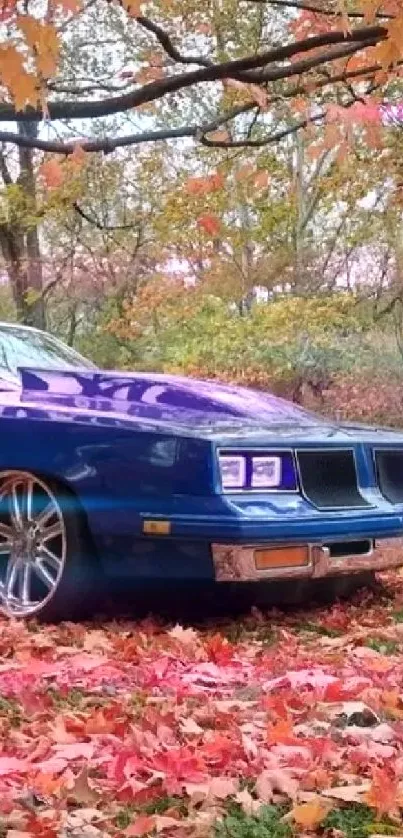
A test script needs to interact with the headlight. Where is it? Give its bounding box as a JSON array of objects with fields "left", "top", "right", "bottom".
[
  {"left": 251, "top": 456, "right": 281, "bottom": 488},
  {"left": 218, "top": 450, "right": 296, "bottom": 492},
  {"left": 219, "top": 454, "right": 246, "bottom": 489}
]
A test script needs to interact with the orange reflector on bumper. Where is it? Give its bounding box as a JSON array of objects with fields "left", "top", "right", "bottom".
[
  {"left": 143, "top": 520, "right": 171, "bottom": 535},
  {"left": 254, "top": 545, "right": 310, "bottom": 570}
]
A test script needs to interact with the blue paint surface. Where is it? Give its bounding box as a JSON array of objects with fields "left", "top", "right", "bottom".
[{"left": 0, "top": 362, "right": 401, "bottom": 580}]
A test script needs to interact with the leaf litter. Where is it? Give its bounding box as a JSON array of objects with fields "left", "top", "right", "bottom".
[{"left": 1, "top": 576, "right": 403, "bottom": 835}]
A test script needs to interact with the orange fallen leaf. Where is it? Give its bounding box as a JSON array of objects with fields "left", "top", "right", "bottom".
[
  {"left": 288, "top": 798, "right": 333, "bottom": 829},
  {"left": 364, "top": 768, "right": 399, "bottom": 817}
]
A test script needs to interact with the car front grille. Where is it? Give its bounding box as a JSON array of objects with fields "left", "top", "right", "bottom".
[
  {"left": 296, "top": 449, "right": 370, "bottom": 509},
  {"left": 375, "top": 449, "right": 403, "bottom": 504}
]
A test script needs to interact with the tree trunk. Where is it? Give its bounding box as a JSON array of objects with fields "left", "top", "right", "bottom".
[
  {"left": 0, "top": 123, "right": 46, "bottom": 329},
  {"left": 17, "top": 123, "right": 46, "bottom": 329}
]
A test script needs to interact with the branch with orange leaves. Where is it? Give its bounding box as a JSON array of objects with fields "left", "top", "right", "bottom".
[
  {"left": 0, "top": 24, "right": 386, "bottom": 123},
  {"left": 0, "top": 52, "right": 395, "bottom": 156}
]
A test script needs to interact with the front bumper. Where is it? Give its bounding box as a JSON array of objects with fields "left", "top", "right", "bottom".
[{"left": 212, "top": 537, "right": 403, "bottom": 582}]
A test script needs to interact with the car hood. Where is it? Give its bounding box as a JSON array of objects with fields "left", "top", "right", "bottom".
[{"left": 6, "top": 366, "right": 403, "bottom": 444}]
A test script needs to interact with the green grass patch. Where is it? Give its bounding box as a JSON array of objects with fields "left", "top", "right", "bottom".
[
  {"left": 215, "top": 804, "right": 292, "bottom": 838},
  {"left": 0, "top": 696, "right": 21, "bottom": 726},
  {"left": 294, "top": 621, "right": 342, "bottom": 637},
  {"left": 365, "top": 637, "right": 399, "bottom": 655},
  {"left": 115, "top": 796, "right": 186, "bottom": 830},
  {"left": 323, "top": 805, "right": 399, "bottom": 838}
]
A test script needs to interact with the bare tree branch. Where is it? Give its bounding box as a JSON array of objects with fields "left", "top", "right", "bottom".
[
  {"left": 246, "top": 39, "right": 377, "bottom": 83},
  {"left": 136, "top": 16, "right": 213, "bottom": 67},
  {"left": 200, "top": 112, "right": 325, "bottom": 147},
  {"left": 73, "top": 200, "right": 141, "bottom": 230},
  {"left": 0, "top": 104, "right": 254, "bottom": 153}
]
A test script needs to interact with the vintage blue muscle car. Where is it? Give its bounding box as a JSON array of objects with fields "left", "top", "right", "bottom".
[{"left": 0, "top": 320, "right": 402, "bottom": 621}]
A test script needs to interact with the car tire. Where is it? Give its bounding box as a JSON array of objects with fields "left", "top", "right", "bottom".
[{"left": 0, "top": 470, "right": 99, "bottom": 622}]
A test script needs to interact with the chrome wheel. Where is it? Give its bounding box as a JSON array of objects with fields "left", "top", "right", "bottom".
[{"left": 0, "top": 472, "right": 66, "bottom": 617}]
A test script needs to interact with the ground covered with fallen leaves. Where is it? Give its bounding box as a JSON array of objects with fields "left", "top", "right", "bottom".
[{"left": 4, "top": 578, "right": 403, "bottom": 838}]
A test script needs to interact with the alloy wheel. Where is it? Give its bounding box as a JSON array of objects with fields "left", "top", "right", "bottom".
[{"left": 0, "top": 472, "right": 67, "bottom": 617}]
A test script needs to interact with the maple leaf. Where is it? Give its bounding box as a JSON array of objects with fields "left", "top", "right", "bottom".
[
  {"left": 364, "top": 767, "right": 399, "bottom": 817},
  {"left": 121, "top": 0, "right": 142, "bottom": 17},
  {"left": 253, "top": 170, "right": 270, "bottom": 189},
  {"left": 68, "top": 143, "right": 87, "bottom": 170},
  {"left": 186, "top": 173, "right": 224, "bottom": 196},
  {"left": 168, "top": 624, "right": 199, "bottom": 646},
  {"left": 57, "top": 0, "right": 82, "bottom": 13},
  {"left": 288, "top": 799, "right": 333, "bottom": 829},
  {"left": 224, "top": 78, "right": 268, "bottom": 110},
  {"left": 66, "top": 766, "right": 100, "bottom": 805},
  {"left": 197, "top": 214, "right": 221, "bottom": 236},
  {"left": 39, "top": 159, "right": 65, "bottom": 189},
  {"left": 134, "top": 66, "right": 165, "bottom": 84},
  {"left": 267, "top": 717, "right": 297, "bottom": 745},
  {"left": 125, "top": 815, "right": 156, "bottom": 837},
  {"left": 0, "top": 46, "right": 39, "bottom": 109}
]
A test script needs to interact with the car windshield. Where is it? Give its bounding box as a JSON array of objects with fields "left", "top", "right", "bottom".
[{"left": 0, "top": 325, "right": 95, "bottom": 382}]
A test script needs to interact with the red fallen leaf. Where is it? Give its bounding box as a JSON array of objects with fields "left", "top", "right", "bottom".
[
  {"left": 125, "top": 815, "right": 156, "bottom": 836},
  {"left": 205, "top": 633, "right": 234, "bottom": 665},
  {"left": 83, "top": 707, "right": 125, "bottom": 735},
  {"left": 151, "top": 746, "right": 207, "bottom": 787},
  {"left": 197, "top": 214, "right": 221, "bottom": 236}
]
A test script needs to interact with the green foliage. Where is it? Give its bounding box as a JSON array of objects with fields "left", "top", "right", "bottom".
[
  {"left": 215, "top": 805, "right": 292, "bottom": 838},
  {"left": 106, "top": 289, "right": 375, "bottom": 384},
  {"left": 323, "top": 805, "right": 399, "bottom": 838}
]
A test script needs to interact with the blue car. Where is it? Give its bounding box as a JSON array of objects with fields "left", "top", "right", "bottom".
[{"left": 0, "top": 321, "right": 401, "bottom": 621}]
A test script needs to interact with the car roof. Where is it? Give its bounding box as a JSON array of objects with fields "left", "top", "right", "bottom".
[{"left": 0, "top": 322, "right": 49, "bottom": 335}]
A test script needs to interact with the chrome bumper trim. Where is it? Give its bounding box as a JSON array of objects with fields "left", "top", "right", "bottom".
[{"left": 211, "top": 537, "right": 403, "bottom": 582}]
